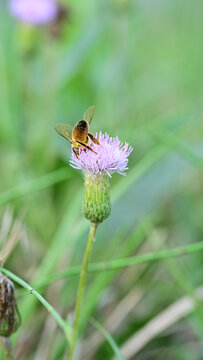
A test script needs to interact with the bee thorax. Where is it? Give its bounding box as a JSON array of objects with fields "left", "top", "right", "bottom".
[{"left": 73, "top": 121, "right": 89, "bottom": 142}]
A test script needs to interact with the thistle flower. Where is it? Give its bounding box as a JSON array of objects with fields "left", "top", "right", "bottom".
[
  {"left": 70, "top": 132, "right": 133, "bottom": 224},
  {"left": 9, "top": 0, "right": 58, "bottom": 25},
  {"left": 0, "top": 273, "right": 21, "bottom": 337},
  {"left": 70, "top": 132, "right": 133, "bottom": 177}
]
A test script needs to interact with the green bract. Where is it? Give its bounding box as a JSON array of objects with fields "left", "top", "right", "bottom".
[{"left": 83, "top": 174, "right": 111, "bottom": 224}]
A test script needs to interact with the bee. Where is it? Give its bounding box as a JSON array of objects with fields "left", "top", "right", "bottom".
[{"left": 55, "top": 106, "right": 100, "bottom": 159}]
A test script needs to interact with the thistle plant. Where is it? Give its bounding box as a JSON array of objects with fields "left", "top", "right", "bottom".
[{"left": 56, "top": 106, "right": 133, "bottom": 359}]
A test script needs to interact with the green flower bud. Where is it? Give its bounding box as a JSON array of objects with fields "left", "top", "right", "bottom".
[{"left": 82, "top": 173, "right": 111, "bottom": 224}]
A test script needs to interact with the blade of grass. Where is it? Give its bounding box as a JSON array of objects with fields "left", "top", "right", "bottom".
[
  {"left": 165, "top": 257, "right": 203, "bottom": 343},
  {"left": 90, "top": 318, "right": 126, "bottom": 360},
  {"left": 150, "top": 127, "right": 203, "bottom": 170},
  {"left": 0, "top": 168, "right": 72, "bottom": 206},
  {"left": 35, "top": 241, "right": 203, "bottom": 287},
  {"left": 148, "top": 217, "right": 203, "bottom": 344},
  {"left": 114, "top": 286, "right": 203, "bottom": 360},
  {"left": 0, "top": 268, "right": 71, "bottom": 342}
]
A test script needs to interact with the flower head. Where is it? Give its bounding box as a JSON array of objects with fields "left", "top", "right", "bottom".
[
  {"left": 9, "top": 0, "right": 58, "bottom": 25},
  {"left": 70, "top": 132, "right": 133, "bottom": 177},
  {"left": 70, "top": 131, "right": 132, "bottom": 224}
]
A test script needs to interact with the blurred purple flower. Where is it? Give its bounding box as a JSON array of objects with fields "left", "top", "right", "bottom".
[
  {"left": 70, "top": 132, "right": 133, "bottom": 177},
  {"left": 9, "top": 0, "right": 58, "bottom": 25}
]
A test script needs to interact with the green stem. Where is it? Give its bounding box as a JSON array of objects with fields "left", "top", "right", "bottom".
[
  {"left": 68, "top": 222, "right": 98, "bottom": 360},
  {"left": 0, "top": 268, "right": 71, "bottom": 342},
  {"left": 35, "top": 240, "right": 203, "bottom": 287}
]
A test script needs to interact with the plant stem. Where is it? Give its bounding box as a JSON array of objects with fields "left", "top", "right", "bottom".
[
  {"left": 0, "top": 268, "right": 71, "bottom": 342},
  {"left": 68, "top": 222, "right": 98, "bottom": 360},
  {"left": 0, "top": 337, "right": 13, "bottom": 360}
]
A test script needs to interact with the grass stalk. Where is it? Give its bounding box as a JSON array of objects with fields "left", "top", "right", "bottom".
[
  {"left": 35, "top": 240, "right": 203, "bottom": 287},
  {"left": 0, "top": 268, "right": 71, "bottom": 343}
]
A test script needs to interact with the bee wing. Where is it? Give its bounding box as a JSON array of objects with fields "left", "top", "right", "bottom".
[
  {"left": 55, "top": 124, "right": 73, "bottom": 143},
  {"left": 83, "top": 105, "right": 95, "bottom": 125}
]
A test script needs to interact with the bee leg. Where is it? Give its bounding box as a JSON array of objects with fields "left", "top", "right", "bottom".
[
  {"left": 72, "top": 148, "right": 80, "bottom": 160},
  {"left": 88, "top": 132, "right": 101, "bottom": 145},
  {"left": 76, "top": 140, "right": 97, "bottom": 154}
]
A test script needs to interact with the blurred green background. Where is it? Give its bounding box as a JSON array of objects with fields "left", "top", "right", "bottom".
[{"left": 0, "top": 0, "right": 203, "bottom": 359}]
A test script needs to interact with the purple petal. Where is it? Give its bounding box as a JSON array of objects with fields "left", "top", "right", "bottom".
[
  {"left": 70, "top": 132, "right": 133, "bottom": 176},
  {"left": 9, "top": 0, "right": 58, "bottom": 24}
]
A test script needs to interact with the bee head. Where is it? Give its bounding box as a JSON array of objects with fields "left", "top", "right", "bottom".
[{"left": 77, "top": 120, "right": 88, "bottom": 129}]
